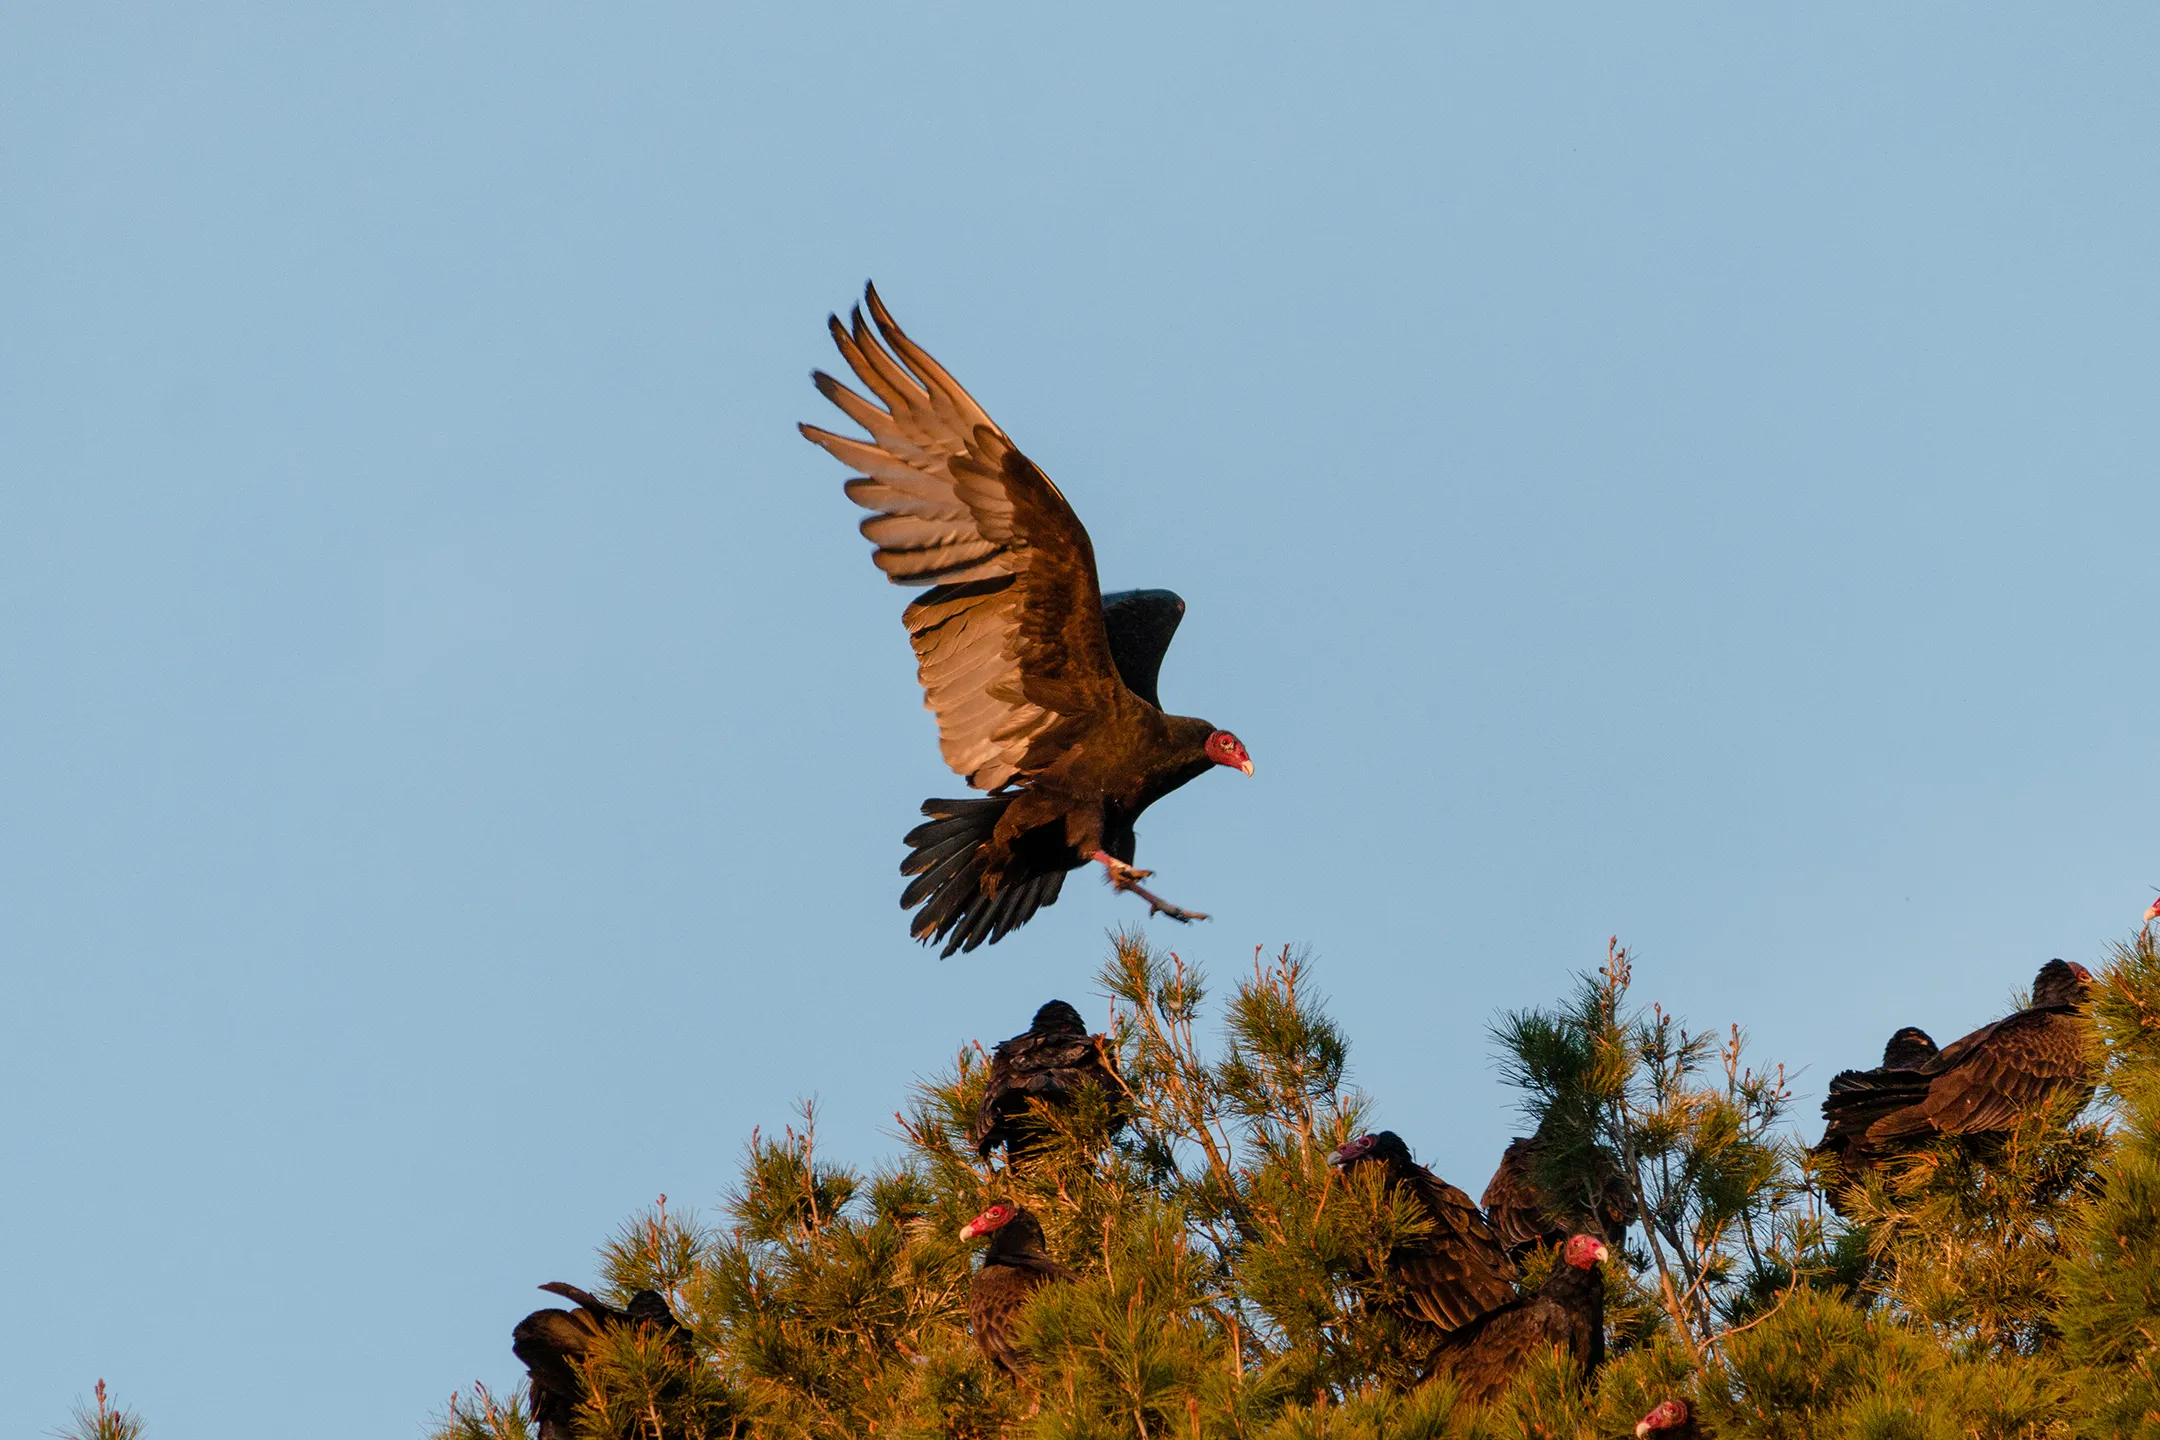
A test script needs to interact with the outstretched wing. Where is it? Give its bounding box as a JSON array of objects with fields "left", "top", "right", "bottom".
[
  {"left": 1099, "top": 589, "right": 1186, "bottom": 710},
  {"left": 801, "top": 286, "right": 1126, "bottom": 791},
  {"left": 537, "top": 1281, "right": 617, "bottom": 1319},
  {"left": 1915, "top": 1009, "right": 2096, "bottom": 1135}
]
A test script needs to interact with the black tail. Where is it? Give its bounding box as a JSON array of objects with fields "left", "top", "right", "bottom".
[{"left": 901, "top": 796, "right": 1068, "bottom": 957}]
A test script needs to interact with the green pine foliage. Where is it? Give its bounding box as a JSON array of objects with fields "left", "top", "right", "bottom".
[
  {"left": 405, "top": 926, "right": 2160, "bottom": 1440},
  {"left": 1490, "top": 940, "right": 1821, "bottom": 1355},
  {"left": 2058, "top": 928, "right": 2160, "bottom": 1435}
]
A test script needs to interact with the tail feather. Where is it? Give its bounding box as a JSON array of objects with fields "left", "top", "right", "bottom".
[
  {"left": 990, "top": 869, "right": 1064, "bottom": 942},
  {"left": 903, "top": 831, "right": 981, "bottom": 875},
  {"left": 902, "top": 808, "right": 993, "bottom": 851},
  {"left": 912, "top": 853, "right": 990, "bottom": 950},
  {"left": 903, "top": 797, "right": 1006, "bottom": 850},
  {"left": 902, "top": 840, "right": 981, "bottom": 909},
  {"left": 900, "top": 795, "right": 1071, "bottom": 956}
]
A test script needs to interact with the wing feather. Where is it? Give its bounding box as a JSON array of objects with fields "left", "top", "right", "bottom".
[
  {"left": 1398, "top": 1166, "right": 1519, "bottom": 1333},
  {"left": 1919, "top": 1011, "right": 2094, "bottom": 1134},
  {"left": 803, "top": 286, "right": 1124, "bottom": 791}
]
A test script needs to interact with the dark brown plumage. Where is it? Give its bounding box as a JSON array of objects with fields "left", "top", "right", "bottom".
[
  {"left": 959, "top": 1203, "right": 1073, "bottom": 1384},
  {"left": 801, "top": 285, "right": 1254, "bottom": 955},
  {"left": 971, "top": 999, "right": 1127, "bottom": 1162},
  {"left": 1481, "top": 1121, "right": 1634, "bottom": 1256},
  {"left": 1829, "top": 961, "right": 2098, "bottom": 1173},
  {"left": 1810, "top": 1024, "right": 1939, "bottom": 1214},
  {"left": 1636, "top": 1397, "right": 1710, "bottom": 1438},
  {"left": 510, "top": 1282, "right": 692, "bottom": 1440},
  {"left": 1329, "top": 1131, "right": 1519, "bottom": 1338},
  {"left": 1432, "top": 1233, "right": 1610, "bottom": 1405}
]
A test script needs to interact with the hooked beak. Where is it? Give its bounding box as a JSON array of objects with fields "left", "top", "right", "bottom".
[
  {"left": 1239, "top": 758, "right": 1255, "bottom": 777},
  {"left": 957, "top": 1217, "right": 985, "bottom": 1240},
  {"left": 1634, "top": 1424, "right": 1653, "bottom": 1439}
]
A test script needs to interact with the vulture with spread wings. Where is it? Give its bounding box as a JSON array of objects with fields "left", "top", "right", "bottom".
[
  {"left": 1858, "top": 959, "right": 2097, "bottom": 1146},
  {"left": 800, "top": 286, "right": 1253, "bottom": 955},
  {"left": 1813, "top": 961, "right": 2096, "bottom": 1196}
]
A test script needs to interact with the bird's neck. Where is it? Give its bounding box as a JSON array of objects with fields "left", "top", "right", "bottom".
[{"left": 1542, "top": 1260, "right": 1603, "bottom": 1305}]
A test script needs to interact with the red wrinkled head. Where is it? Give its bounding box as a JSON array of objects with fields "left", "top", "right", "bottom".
[
  {"left": 1635, "top": 1398, "right": 1691, "bottom": 1436},
  {"left": 1563, "top": 1234, "right": 1609, "bottom": 1269},
  {"left": 958, "top": 1203, "right": 1016, "bottom": 1241},
  {"left": 1328, "top": 1133, "right": 1377, "bottom": 1167},
  {"left": 1205, "top": 730, "right": 1254, "bottom": 776}
]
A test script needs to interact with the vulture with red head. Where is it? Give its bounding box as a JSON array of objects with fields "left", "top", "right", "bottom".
[
  {"left": 1430, "top": 1232, "right": 1610, "bottom": 1403},
  {"left": 971, "top": 1000, "right": 1127, "bottom": 1162},
  {"left": 1481, "top": 1120, "right": 1634, "bottom": 1257},
  {"left": 1844, "top": 960, "right": 2097, "bottom": 1155},
  {"left": 1328, "top": 1131, "right": 1519, "bottom": 1338},
  {"left": 1810, "top": 1024, "right": 1938, "bottom": 1212},
  {"left": 801, "top": 286, "right": 1255, "bottom": 955},
  {"left": 511, "top": 1282, "right": 693, "bottom": 1440},
  {"left": 1636, "top": 1398, "right": 1710, "bottom": 1438},
  {"left": 958, "top": 1202, "right": 1073, "bottom": 1383}
]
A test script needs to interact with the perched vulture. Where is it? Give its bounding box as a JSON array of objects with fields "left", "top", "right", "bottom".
[
  {"left": 800, "top": 286, "right": 1254, "bottom": 955},
  {"left": 1432, "top": 1233, "right": 1610, "bottom": 1406},
  {"left": 1480, "top": 1121, "right": 1633, "bottom": 1256},
  {"left": 1860, "top": 960, "right": 2098, "bottom": 1149},
  {"left": 971, "top": 999, "right": 1127, "bottom": 1162},
  {"left": 959, "top": 1202, "right": 1073, "bottom": 1383},
  {"left": 1636, "top": 1398, "right": 1710, "bottom": 1438},
  {"left": 1328, "top": 1131, "right": 1519, "bottom": 1339},
  {"left": 1810, "top": 1025, "right": 1938, "bottom": 1212},
  {"left": 511, "top": 1282, "right": 693, "bottom": 1439}
]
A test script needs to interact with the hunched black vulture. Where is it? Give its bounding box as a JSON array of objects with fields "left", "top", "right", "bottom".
[{"left": 971, "top": 999, "right": 1127, "bottom": 1162}]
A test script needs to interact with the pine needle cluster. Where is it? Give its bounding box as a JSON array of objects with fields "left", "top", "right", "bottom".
[
  {"left": 330, "top": 926, "right": 2160, "bottom": 1437},
  {"left": 51, "top": 1380, "right": 145, "bottom": 1440},
  {"left": 64, "top": 927, "right": 2160, "bottom": 1437}
]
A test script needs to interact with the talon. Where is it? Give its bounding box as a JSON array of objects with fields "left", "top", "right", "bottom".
[
  {"left": 1090, "top": 851, "right": 1208, "bottom": 925},
  {"left": 1090, "top": 851, "right": 1154, "bottom": 888}
]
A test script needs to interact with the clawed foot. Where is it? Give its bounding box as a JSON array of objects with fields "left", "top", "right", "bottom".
[{"left": 1091, "top": 851, "right": 1209, "bottom": 924}]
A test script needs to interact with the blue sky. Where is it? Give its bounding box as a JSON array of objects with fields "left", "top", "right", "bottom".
[{"left": 4, "top": 6, "right": 2156, "bottom": 1435}]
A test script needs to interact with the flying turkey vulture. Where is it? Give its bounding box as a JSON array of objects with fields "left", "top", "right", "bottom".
[
  {"left": 1328, "top": 1132, "right": 1519, "bottom": 1339},
  {"left": 1861, "top": 960, "right": 2097, "bottom": 1148},
  {"left": 959, "top": 1202, "right": 1073, "bottom": 1384},
  {"left": 1431, "top": 1233, "right": 1610, "bottom": 1406},
  {"left": 1810, "top": 1024, "right": 1938, "bottom": 1214},
  {"left": 511, "top": 1282, "right": 693, "bottom": 1439},
  {"left": 971, "top": 999, "right": 1127, "bottom": 1163},
  {"left": 1636, "top": 1398, "right": 1710, "bottom": 1438},
  {"left": 800, "top": 286, "right": 1254, "bottom": 955},
  {"left": 1481, "top": 1121, "right": 1633, "bottom": 1257}
]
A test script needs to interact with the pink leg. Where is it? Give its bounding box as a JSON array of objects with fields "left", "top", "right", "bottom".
[{"left": 1091, "top": 851, "right": 1209, "bottom": 924}]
